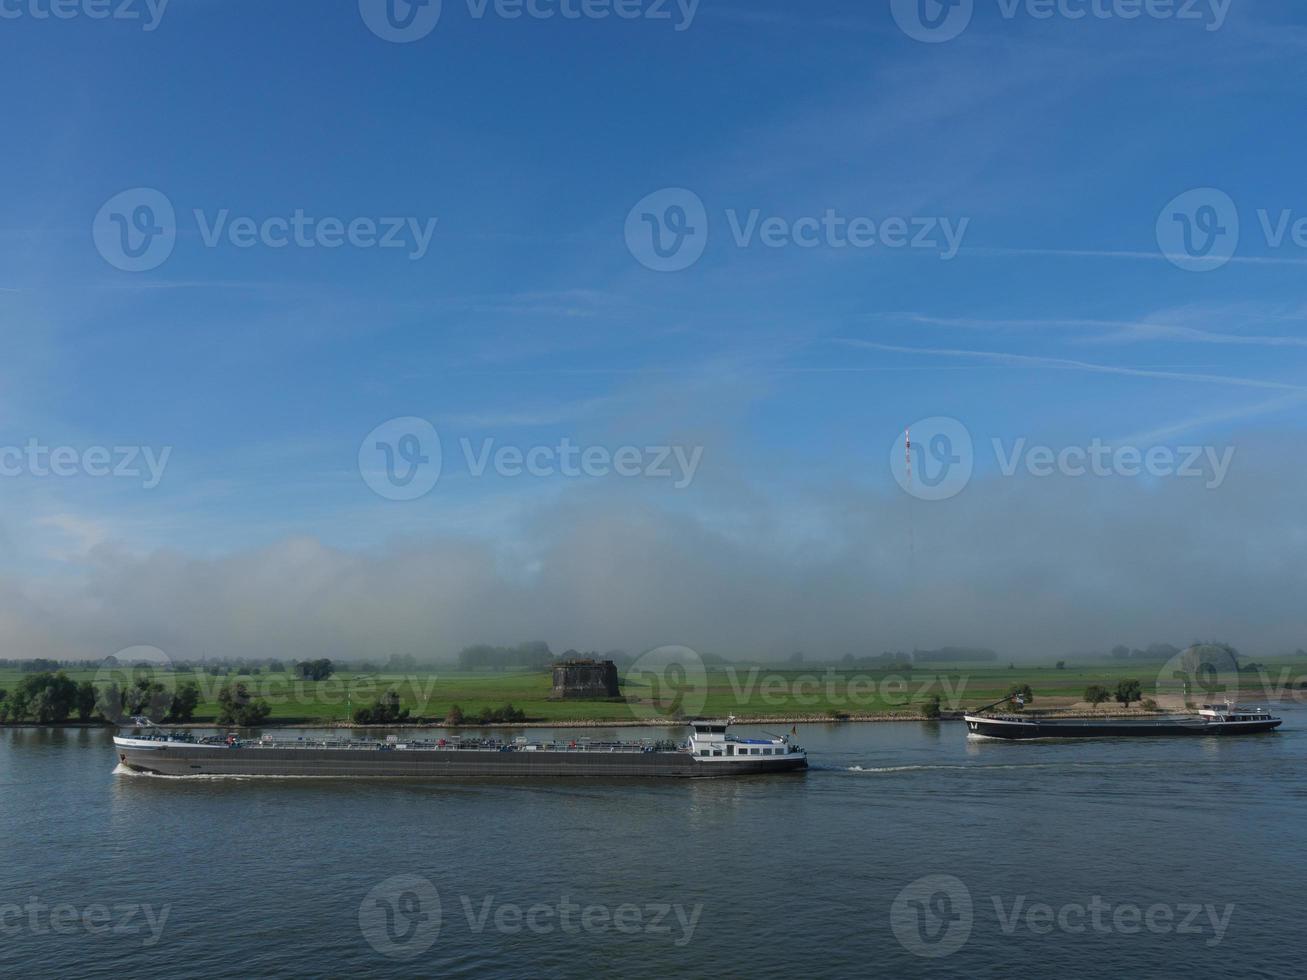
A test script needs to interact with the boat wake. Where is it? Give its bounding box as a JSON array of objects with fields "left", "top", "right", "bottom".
[
  {"left": 842, "top": 759, "right": 1185, "bottom": 774},
  {"left": 113, "top": 764, "right": 345, "bottom": 781}
]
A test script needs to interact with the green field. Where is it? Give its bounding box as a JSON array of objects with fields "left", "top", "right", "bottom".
[{"left": 5, "top": 656, "right": 1306, "bottom": 726}]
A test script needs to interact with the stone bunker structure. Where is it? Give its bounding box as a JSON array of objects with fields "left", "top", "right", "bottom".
[{"left": 550, "top": 659, "right": 621, "bottom": 700}]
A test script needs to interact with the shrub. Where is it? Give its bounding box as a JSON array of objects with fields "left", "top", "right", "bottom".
[
  {"left": 353, "top": 690, "right": 409, "bottom": 725},
  {"left": 1114, "top": 679, "right": 1142, "bottom": 706},
  {"left": 476, "top": 703, "right": 528, "bottom": 724},
  {"left": 216, "top": 683, "right": 271, "bottom": 727}
]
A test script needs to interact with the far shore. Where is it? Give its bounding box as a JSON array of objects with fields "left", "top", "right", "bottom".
[{"left": 4, "top": 702, "right": 1280, "bottom": 731}]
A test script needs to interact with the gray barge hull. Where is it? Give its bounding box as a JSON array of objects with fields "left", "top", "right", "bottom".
[{"left": 115, "top": 745, "right": 808, "bottom": 778}]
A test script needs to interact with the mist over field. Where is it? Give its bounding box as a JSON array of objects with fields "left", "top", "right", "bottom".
[{"left": 6, "top": 431, "right": 1302, "bottom": 664}]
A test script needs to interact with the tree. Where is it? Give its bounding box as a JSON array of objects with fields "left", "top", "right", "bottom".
[
  {"left": 167, "top": 681, "right": 201, "bottom": 723},
  {"left": 1006, "top": 684, "right": 1033, "bottom": 709},
  {"left": 921, "top": 694, "right": 942, "bottom": 720},
  {"left": 30, "top": 689, "right": 57, "bottom": 723},
  {"left": 7, "top": 689, "right": 30, "bottom": 722},
  {"left": 124, "top": 677, "right": 172, "bottom": 720},
  {"left": 445, "top": 704, "right": 465, "bottom": 726},
  {"left": 1055, "top": 660, "right": 1066, "bottom": 670},
  {"left": 95, "top": 682, "right": 123, "bottom": 723},
  {"left": 296, "top": 659, "right": 335, "bottom": 682},
  {"left": 17, "top": 672, "right": 78, "bottom": 723},
  {"left": 1115, "top": 679, "right": 1142, "bottom": 707},
  {"left": 457, "top": 642, "right": 554, "bottom": 672},
  {"left": 216, "top": 683, "right": 271, "bottom": 726},
  {"left": 1084, "top": 685, "right": 1111, "bottom": 706},
  {"left": 75, "top": 681, "right": 98, "bottom": 721}
]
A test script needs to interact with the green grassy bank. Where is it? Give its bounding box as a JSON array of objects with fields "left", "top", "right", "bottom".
[{"left": 5, "top": 657, "right": 1306, "bottom": 727}]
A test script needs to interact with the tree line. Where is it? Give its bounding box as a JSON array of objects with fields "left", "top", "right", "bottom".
[
  {"left": 456, "top": 642, "right": 555, "bottom": 671},
  {"left": 0, "top": 671, "right": 270, "bottom": 727}
]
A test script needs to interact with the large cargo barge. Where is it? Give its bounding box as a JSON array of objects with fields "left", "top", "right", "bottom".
[
  {"left": 113, "top": 718, "right": 807, "bottom": 778},
  {"left": 965, "top": 703, "right": 1282, "bottom": 740}
]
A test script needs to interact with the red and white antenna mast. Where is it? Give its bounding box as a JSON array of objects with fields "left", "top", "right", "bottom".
[{"left": 905, "top": 427, "right": 912, "bottom": 488}]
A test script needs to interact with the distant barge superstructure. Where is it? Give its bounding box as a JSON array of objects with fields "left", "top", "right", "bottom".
[
  {"left": 113, "top": 718, "right": 807, "bottom": 778},
  {"left": 965, "top": 703, "right": 1282, "bottom": 740}
]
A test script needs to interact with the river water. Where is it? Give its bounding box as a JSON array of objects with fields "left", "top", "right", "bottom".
[{"left": 3, "top": 705, "right": 1306, "bottom": 978}]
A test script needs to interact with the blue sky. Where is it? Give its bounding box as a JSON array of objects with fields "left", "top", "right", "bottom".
[{"left": 2, "top": 1, "right": 1306, "bottom": 659}]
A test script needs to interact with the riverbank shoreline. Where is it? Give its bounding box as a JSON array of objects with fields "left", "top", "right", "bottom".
[{"left": 2, "top": 704, "right": 1249, "bottom": 730}]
